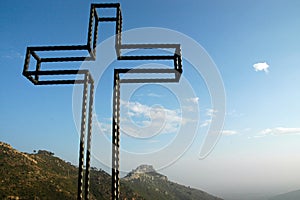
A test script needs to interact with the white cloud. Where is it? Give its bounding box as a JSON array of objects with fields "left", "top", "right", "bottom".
[
  {"left": 95, "top": 120, "right": 111, "bottom": 134},
  {"left": 147, "top": 93, "right": 162, "bottom": 97},
  {"left": 200, "top": 119, "right": 212, "bottom": 127},
  {"left": 226, "top": 109, "right": 244, "bottom": 118},
  {"left": 222, "top": 130, "right": 238, "bottom": 136},
  {"left": 182, "top": 105, "right": 196, "bottom": 112},
  {"left": 133, "top": 93, "right": 162, "bottom": 98},
  {"left": 206, "top": 109, "right": 218, "bottom": 117},
  {"left": 199, "top": 109, "right": 219, "bottom": 128},
  {"left": 260, "top": 128, "right": 272, "bottom": 135},
  {"left": 1, "top": 50, "right": 24, "bottom": 60},
  {"left": 186, "top": 97, "right": 199, "bottom": 104},
  {"left": 260, "top": 127, "right": 300, "bottom": 135},
  {"left": 120, "top": 100, "right": 192, "bottom": 137},
  {"left": 183, "top": 97, "right": 199, "bottom": 112},
  {"left": 253, "top": 62, "right": 269, "bottom": 73}
]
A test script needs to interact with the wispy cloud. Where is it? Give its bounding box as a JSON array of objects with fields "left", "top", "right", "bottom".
[
  {"left": 206, "top": 108, "right": 218, "bottom": 117},
  {"left": 147, "top": 93, "right": 162, "bottom": 98},
  {"left": 182, "top": 105, "right": 196, "bottom": 112},
  {"left": 134, "top": 93, "right": 162, "bottom": 98},
  {"left": 253, "top": 62, "right": 269, "bottom": 73},
  {"left": 1, "top": 50, "right": 24, "bottom": 60},
  {"left": 186, "top": 97, "right": 199, "bottom": 104},
  {"left": 199, "top": 108, "right": 219, "bottom": 128},
  {"left": 120, "top": 100, "right": 192, "bottom": 137},
  {"left": 94, "top": 120, "right": 111, "bottom": 134},
  {"left": 260, "top": 127, "right": 300, "bottom": 136},
  {"left": 200, "top": 119, "right": 212, "bottom": 127},
  {"left": 226, "top": 109, "right": 244, "bottom": 118},
  {"left": 182, "top": 97, "right": 199, "bottom": 112},
  {"left": 222, "top": 130, "right": 238, "bottom": 136}
]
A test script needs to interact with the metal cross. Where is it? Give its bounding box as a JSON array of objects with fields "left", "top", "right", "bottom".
[{"left": 22, "top": 3, "right": 182, "bottom": 200}]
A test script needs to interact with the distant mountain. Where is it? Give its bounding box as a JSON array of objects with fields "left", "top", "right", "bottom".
[
  {"left": 124, "top": 164, "right": 223, "bottom": 200},
  {"left": 269, "top": 189, "right": 300, "bottom": 200},
  {"left": 0, "top": 141, "right": 223, "bottom": 200}
]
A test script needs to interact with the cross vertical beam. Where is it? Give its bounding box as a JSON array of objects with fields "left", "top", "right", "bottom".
[
  {"left": 112, "top": 70, "right": 121, "bottom": 199},
  {"left": 77, "top": 73, "right": 94, "bottom": 200},
  {"left": 85, "top": 79, "right": 95, "bottom": 200}
]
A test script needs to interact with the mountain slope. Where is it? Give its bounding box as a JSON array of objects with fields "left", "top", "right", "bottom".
[
  {"left": 269, "top": 189, "right": 300, "bottom": 200},
  {"left": 0, "top": 142, "right": 142, "bottom": 200},
  {"left": 0, "top": 141, "right": 222, "bottom": 200},
  {"left": 124, "top": 165, "right": 223, "bottom": 200},
  {"left": 0, "top": 142, "right": 78, "bottom": 199}
]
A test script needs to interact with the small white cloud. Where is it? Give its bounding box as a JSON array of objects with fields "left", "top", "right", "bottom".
[
  {"left": 186, "top": 97, "right": 199, "bottom": 104},
  {"left": 248, "top": 135, "right": 265, "bottom": 139},
  {"left": 199, "top": 109, "right": 218, "bottom": 128},
  {"left": 182, "top": 105, "right": 196, "bottom": 112},
  {"left": 1, "top": 50, "right": 24, "bottom": 60},
  {"left": 206, "top": 109, "right": 218, "bottom": 117},
  {"left": 226, "top": 109, "right": 244, "bottom": 118},
  {"left": 147, "top": 93, "right": 162, "bottom": 97},
  {"left": 253, "top": 62, "right": 269, "bottom": 73},
  {"left": 222, "top": 130, "right": 238, "bottom": 136},
  {"left": 260, "top": 128, "right": 272, "bottom": 135},
  {"left": 200, "top": 119, "right": 212, "bottom": 127},
  {"left": 260, "top": 127, "right": 300, "bottom": 135},
  {"left": 95, "top": 121, "right": 111, "bottom": 134}
]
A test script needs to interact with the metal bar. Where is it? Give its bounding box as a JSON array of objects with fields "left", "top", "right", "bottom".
[
  {"left": 85, "top": 80, "right": 94, "bottom": 200},
  {"left": 40, "top": 56, "right": 94, "bottom": 62},
  {"left": 99, "top": 17, "right": 117, "bottom": 22},
  {"left": 116, "top": 68, "right": 176, "bottom": 74},
  {"left": 120, "top": 44, "right": 180, "bottom": 49},
  {"left": 25, "top": 69, "right": 89, "bottom": 76},
  {"left": 30, "top": 51, "right": 41, "bottom": 61},
  {"left": 92, "top": 3, "right": 120, "bottom": 8},
  {"left": 28, "top": 45, "right": 88, "bottom": 51},
  {"left": 112, "top": 70, "right": 120, "bottom": 200},
  {"left": 118, "top": 55, "right": 175, "bottom": 60},
  {"left": 77, "top": 73, "right": 89, "bottom": 200},
  {"left": 24, "top": 74, "right": 38, "bottom": 85},
  {"left": 87, "top": 5, "right": 95, "bottom": 49},
  {"left": 115, "top": 5, "right": 122, "bottom": 57},
  {"left": 94, "top": 8, "right": 99, "bottom": 21},
  {"left": 36, "top": 80, "right": 86, "bottom": 85},
  {"left": 23, "top": 48, "right": 31, "bottom": 74},
  {"left": 120, "top": 78, "right": 179, "bottom": 83},
  {"left": 174, "top": 47, "right": 183, "bottom": 71},
  {"left": 92, "top": 15, "right": 99, "bottom": 57},
  {"left": 34, "top": 61, "right": 41, "bottom": 81},
  {"left": 116, "top": 73, "right": 120, "bottom": 200}
]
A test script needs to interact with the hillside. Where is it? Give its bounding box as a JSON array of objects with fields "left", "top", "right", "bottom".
[
  {"left": 124, "top": 165, "right": 222, "bottom": 200},
  {"left": 269, "top": 189, "right": 300, "bottom": 200},
  {"left": 0, "top": 141, "right": 222, "bottom": 200},
  {"left": 0, "top": 142, "right": 142, "bottom": 200}
]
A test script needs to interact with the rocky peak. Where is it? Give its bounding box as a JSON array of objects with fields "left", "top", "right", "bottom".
[
  {"left": 125, "top": 164, "right": 167, "bottom": 181},
  {"left": 132, "top": 164, "right": 156, "bottom": 174}
]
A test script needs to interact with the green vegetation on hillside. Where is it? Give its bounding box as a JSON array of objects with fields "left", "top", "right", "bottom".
[{"left": 0, "top": 141, "right": 222, "bottom": 200}]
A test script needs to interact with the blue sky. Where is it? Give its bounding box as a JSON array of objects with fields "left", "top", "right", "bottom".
[{"left": 1, "top": 0, "right": 300, "bottom": 199}]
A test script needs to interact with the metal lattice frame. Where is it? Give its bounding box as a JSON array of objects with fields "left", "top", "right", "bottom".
[{"left": 23, "top": 3, "right": 182, "bottom": 200}]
